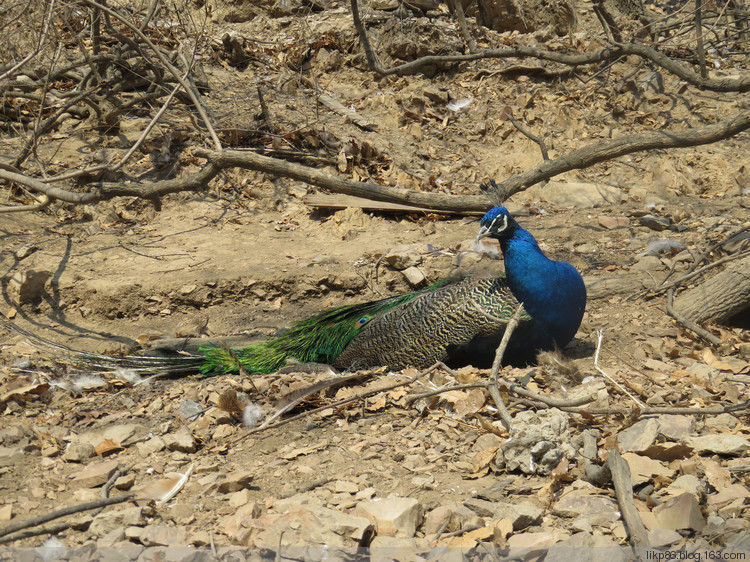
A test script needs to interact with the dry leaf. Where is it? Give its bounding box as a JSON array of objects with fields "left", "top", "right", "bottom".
[{"left": 95, "top": 439, "right": 123, "bottom": 456}]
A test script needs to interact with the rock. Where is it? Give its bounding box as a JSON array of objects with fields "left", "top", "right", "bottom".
[
  {"left": 0, "top": 505, "right": 12, "bottom": 521},
  {"left": 638, "top": 215, "right": 672, "bottom": 231},
  {"left": 507, "top": 530, "right": 565, "bottom": 549},
  {"left": 0, "top": 446, "right": 25, "bottom": 467},
  {"left": 687, "top": 434, "right": 750, "bottom": 456},
  {"left": 63, "top": 442, "right": 96, "bottom": 462},
  {"left": 703, "top": 413, "right": 740, "bottom": 430},
  {"left": 708, "top": 483, "right": 750, "bottom": 512},
  {"left": 621, "top": 453, "right": 674, "bottom": 486},
  {"left": 329, "top": 480, "right": 359, "bottom": 494},
  {"left": 552, "top": 493, "right": 620, "bottom": 527},
  {"left": 71, "top": 459, "right": 120, "bottom": 488},
  {"left": 401, "top": 266, "right": 425, "bottom": 287},
  {"left": 164, "top": 426, "right": 197, "bottom": 453},
  {"left": 648, "top": 528, "right": 683, "bottom": 547},
  {"left": 215, "top": 470, "right": 254, "bottom": 493},
  {"left": 545, "top": 533, "right": 627, "bottom": 562},
  {"left": 653, "top": 493, "right": 706, "bottom": 532},
  {"left": 246, "top": 505, "right": 372, "bottom": 548},
  {"left": 423, "top": 502, "right": 477, "bottom": 535},
  {"left": 496, "top": 408, "right": 574, "bottom": 475},
  {"left": 89, "top": 506, "right": 152, "bottom": 536},
  {"left": 229, "top": 489, "right": 252, "bottom": 508},
  {"left": 97, "top": 527, "right": 126, "bottom": 547},
  {"left": 382, "top": 244, "right": 433, "bottom": 270},
  {"left": 136, "top": 436, "right": 166, "bottom": 457},
  {"left": 663, "top": 474, "right": 702, "bottom": 497},
  {"left": 492, "top": 501, "right": 543, "bottom": 531},
  {"left": 574, "top": 243, "right": 598, "bottom": 254},
  {"left": 140, "top": 524, "right": 189, "bottom": 547},
  {"left": 178, "top": 400, "right": 204, "bottom": 421},
  {"left": 77, "top": 423, "right": 149, "bottom": 448},
  {"left": 598, "top": 216, "right": 629, "bottom": 230},
  {"left": 218, "top": 501, "right": 262, "bottom": 540},
  {"left": 356, "top": 497, "right": 423, "bottom": 538},
  {"left": 463, "top": 498, "right": 498, "bottom": 518},
  {"left": 657, "top": 415, "right": 695, "bottom": 440},
  {"left": 617, "top": 418, "right": 659, "bottom": 453}
]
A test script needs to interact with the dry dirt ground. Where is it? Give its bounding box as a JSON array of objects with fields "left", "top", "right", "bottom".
[{"left": 0, "top": 0, "right": 749, "bottom": 557}]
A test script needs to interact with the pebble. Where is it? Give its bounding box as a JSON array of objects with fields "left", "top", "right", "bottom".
[{"left": 62, "top": 442, "right": 96, "bottom": 463}]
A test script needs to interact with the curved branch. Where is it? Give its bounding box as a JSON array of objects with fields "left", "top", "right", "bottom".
[
  {"left": 194, "top": 148, "right": 491, "bottom": 212},
  {"left": 0, "top": 163, "right": 221, "bottom": 205},
  {"left": 486, "top": 106, "right": 750, "bottom": 202}
]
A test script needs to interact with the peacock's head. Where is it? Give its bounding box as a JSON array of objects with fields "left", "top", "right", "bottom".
[{"left": 477, "top": 206, "right": 515, "bottom": 241}]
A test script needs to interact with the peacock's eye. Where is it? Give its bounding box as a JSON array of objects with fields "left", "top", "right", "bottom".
[{"left": 357, "top": 317, "right": 369, "bottom": 326}]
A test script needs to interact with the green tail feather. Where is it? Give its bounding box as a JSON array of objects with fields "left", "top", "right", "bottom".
[{"left": 198, "top": 279, "right": 454, "bottom": 377}]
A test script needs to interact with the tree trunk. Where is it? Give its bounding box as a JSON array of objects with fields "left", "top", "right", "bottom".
[{"left": 674, "top": 255, "right": 750, "bottom": 324}]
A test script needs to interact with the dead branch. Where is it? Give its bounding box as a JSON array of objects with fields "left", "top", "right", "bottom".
[
  {"left": 350, "top": 0, "right": 750, "bottom": 93},
  {"left": 193, "top": 148, "right": 490, "bottom": 212},
  {"left": 0, "top": 494, "right": 135, "bottom": 543},
  {"left": 606, "top": 447, "right": 651, "bottom": 549}
]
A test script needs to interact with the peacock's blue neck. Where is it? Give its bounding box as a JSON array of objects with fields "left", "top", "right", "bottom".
[{"left": 499, "top": 225, "right": 586, "bottom": 349}]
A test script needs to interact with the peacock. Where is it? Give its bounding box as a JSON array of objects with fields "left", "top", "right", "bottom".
[{"left": 8, "top": 206, "right": 586, "bottom": 377}]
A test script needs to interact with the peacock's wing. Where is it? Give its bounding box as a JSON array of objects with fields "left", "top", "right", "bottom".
[
  {"left": 198, "top": 279, "right": 457, "bottom": 376},
  {"left": 333, "top": 277, "right": 532, "bottom": 371}
]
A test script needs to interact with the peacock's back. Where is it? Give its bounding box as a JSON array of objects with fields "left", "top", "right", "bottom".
[{"left": 333, "top": 277, "right": 529, "bottom": 370}]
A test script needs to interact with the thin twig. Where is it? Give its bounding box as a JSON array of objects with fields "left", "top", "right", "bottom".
[
  {"left": 488, "top": 304, "right": 526, "bottom": 429},
  {"left": 0, "top": 494, "right": 135, "bottom": 540}
]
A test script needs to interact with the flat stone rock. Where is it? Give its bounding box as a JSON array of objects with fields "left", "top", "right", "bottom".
[
  {"left": 507, "top": 530, "right": 566, "bottom": 549},
  {"left": 656, "top": 415, "right": 695, "bottom": 441},
  {"left": 77, "top": 423, "right": 149, "bottom": 448},
  {"left": 545, "top": 533, "right": 628, "bottom": 562},
  {"left": 71, "top": 459, "right": 120, "bottom": 488},
  {"left": 0, "top": 446, "right": 25, "bottom": 467},
  {"left": 617, "top": 418, "right": 659, "bottom": 453},
  {"left": 89, "top": 506, "right": 152, "bottom": 536},
  {"left": 140, "top": 524, "right": 189, "bottom": 547},
  {"left": 653, "top": 493, "right": 706, "bottom": 532},
  {"left": 492, "top": 501, "right": 543, "bottom": 531},
  {"left": 648, "top": 528, "right": 683, "bottom": 547},
  {"left": 688, "top": 434, "right": 750, "bottom": 456},
  {"left": 356, "top": 497, "right": 422, "bottom": 538},
  {"left": 621, "top": 453, "right": 674, "bottom": 486},
  {"left": 552, "top": 493, "right": 620, "bottom": 527},
  {"left": 136, "top": 436, "right": 166, "bottom": 457},
  {"left": 247, "top": 505, "right": 372, "bottom": 548},
  {"left": 215, "top": 470, "right": 254, "bottom": 493}
]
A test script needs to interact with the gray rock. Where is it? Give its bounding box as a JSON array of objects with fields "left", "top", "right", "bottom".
[
  {"left": 492, "top": 501, "right": 543, "bottom": 531},
  {"left": 496, "top": 408, "right": 573, "bottom": 475},
  {"left": 63, "top": 442, "right": 96, "bottom": 463},
  {"left": 617, "top": 418, "right": 659, "bottom": 453}
]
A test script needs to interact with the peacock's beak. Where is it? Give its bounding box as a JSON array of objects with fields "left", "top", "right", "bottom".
[{"left": 476, "top": 225, "right": 490, "bottom": 241}]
